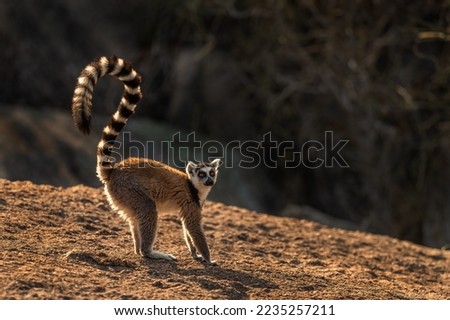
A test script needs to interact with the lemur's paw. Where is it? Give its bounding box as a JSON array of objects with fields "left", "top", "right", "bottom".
[
  {"left": 145, "top": 251, "right": 177, "bottom": 261},
  {"left": 207, "top": 260, "right": 218, "bottom": 266},
  {"left": 193, "top": 255, "right": 217, "bottom": 266}
]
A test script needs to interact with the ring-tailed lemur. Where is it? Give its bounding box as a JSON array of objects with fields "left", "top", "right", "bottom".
[{"left": 71, "top": 56, "right": 221, "bottom": 264}]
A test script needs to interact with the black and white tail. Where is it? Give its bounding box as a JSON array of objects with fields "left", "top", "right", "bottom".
[{"left": 71, "top": 56, "right": 143, "bottom": 183}]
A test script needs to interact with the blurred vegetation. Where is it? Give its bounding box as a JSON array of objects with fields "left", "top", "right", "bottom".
[{"left": 129, "top": 0, "right": 450, "bottom": 247}]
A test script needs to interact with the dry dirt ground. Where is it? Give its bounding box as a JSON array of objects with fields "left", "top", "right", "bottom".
[{"left": 0, "top": 179, "right": 449, "bottom": 300}]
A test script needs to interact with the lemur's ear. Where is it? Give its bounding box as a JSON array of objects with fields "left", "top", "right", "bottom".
[
  {"left": 186, "top": 161, "right": 197, "bottom": 175},
  {"left": 210, "top": 158, "right": 223, "bottom": 168}
]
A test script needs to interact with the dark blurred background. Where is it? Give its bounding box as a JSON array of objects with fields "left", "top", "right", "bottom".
[{"left": 1, "top": 0, "right": 449, "bottom": 248}]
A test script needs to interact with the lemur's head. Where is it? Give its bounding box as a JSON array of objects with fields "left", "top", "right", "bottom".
[{"left": 186, "top": 159, "right": 222, "bottom": 189}]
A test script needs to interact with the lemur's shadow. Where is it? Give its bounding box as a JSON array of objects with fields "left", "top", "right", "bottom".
[{"left": 141, "top": 259, "right": 278, "bottom": 299}]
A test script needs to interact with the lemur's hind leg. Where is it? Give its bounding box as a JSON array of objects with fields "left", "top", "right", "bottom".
[
  {"left": 128, "top": 220, "right": 141, "bottom": 255},
  {"left": 110, "top": 185, "right": 176, "bottom": 261},
  {"left": 134, "top": 196, "right": 177, "bottom": 261}
]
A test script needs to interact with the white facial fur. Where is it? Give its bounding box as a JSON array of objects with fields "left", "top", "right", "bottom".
[{"left": 186, "top": 159, "right": 222, "bottom": 202}]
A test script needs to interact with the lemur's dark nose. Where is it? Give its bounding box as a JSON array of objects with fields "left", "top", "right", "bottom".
[{"left": 204, "top": 178, "right": 214, "bottom": 186}]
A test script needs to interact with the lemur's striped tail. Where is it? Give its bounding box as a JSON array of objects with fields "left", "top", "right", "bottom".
[{"left": 71, "top": 56, "right": 143, "bottom": 183}]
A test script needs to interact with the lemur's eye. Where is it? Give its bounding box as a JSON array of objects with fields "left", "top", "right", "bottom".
[
  {"left": 198, "top": 172, "right": 206, "bottom": 178},
  {"left": 209, "top": 170, "right": 215, "bottom": 177}
]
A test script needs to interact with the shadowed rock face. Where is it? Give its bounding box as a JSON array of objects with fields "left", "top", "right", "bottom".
[
  {"left": 1, "top": 178, "right": 449, "bottom": 299},
  {"left": 0, "top": 1, "right": 140, "bottom": 110},
  {"left": 0, "top": 108, "right": 98, "bottom": 187}
]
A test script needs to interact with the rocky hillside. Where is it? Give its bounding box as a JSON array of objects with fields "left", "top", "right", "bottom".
[{"left": 1, "top": 179, "right": 448, "bottom": 299}]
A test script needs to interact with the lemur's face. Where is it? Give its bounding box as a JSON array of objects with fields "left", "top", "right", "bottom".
[{"left": 186, "top": 159, "right": 222, "bottom": 188}]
